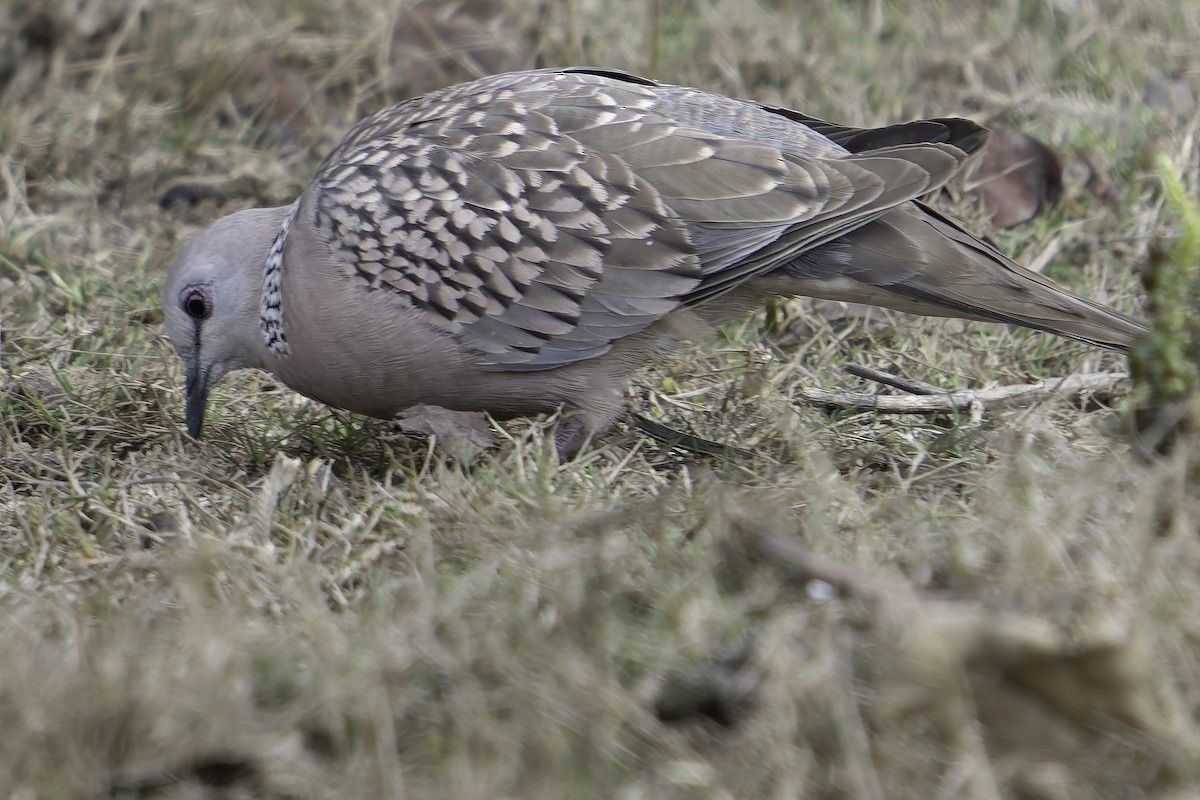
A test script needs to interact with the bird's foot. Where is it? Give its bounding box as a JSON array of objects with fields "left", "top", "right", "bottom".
[{"left": 553, "top": 417, "right": 593, "bottom": 460}]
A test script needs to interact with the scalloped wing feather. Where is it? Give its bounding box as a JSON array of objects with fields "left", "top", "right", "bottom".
[{"left": 301, "top": 68, "right": 983, "bottom": 370}]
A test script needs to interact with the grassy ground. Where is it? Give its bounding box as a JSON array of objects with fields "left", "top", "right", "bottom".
[{"left": 2, "top": 0, "right": 1199, "bottom": 797}]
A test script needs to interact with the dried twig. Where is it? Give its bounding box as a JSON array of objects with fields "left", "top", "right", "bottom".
[{"left": 800, "top": 371, "right": 1130, "bottom": 414}]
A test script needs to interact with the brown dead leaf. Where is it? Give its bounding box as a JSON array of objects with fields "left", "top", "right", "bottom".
[
  {"left": 396, "top": 403, "right": 497, "bottom": 460},
  {"left": 959, "top": 123, "right": 1063, "bottom": 228}
]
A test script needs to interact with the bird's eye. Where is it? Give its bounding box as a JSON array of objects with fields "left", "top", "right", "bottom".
[{"left": 182, "top": 286, "right": 213, "bottom": 321}]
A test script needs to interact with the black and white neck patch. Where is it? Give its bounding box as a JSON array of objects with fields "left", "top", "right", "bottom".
[{"left": 261, "top": 200, "right": 299, "bottom": 356}]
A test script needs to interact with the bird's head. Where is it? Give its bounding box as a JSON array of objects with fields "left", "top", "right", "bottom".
[{"left": 162, "top": 206, "right": 290, "bottom": 438}]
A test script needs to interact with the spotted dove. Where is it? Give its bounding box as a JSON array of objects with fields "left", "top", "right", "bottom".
[{"left": 163, "top": 67, "right": 1145, "bottom": 449}]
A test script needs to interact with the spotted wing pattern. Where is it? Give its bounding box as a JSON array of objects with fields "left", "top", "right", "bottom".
[{"left": 298, "top": 69, "right": 969, "bottom": 369}]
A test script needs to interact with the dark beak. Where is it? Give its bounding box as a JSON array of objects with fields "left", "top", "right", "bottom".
[{"left": 184, "top": 356, "right": 211, "bottom": 439}]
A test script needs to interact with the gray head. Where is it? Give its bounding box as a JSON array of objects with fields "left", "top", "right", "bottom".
[{"left": 162, "top": 205, "right": 290, "bottom": 438}]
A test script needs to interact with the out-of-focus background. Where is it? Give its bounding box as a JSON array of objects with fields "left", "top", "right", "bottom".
[{"left": 2, "top": 1, "right": 1199, "bottom": 797}]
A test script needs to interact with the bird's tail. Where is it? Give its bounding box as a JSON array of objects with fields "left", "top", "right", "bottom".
[{"left": 761, "top": 202, "right": 1146, "bottom": 350}]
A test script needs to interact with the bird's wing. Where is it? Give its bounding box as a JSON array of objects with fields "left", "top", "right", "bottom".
[
  {"left": 303, "top": 69, "right": 971, "bottom": 370},
  {"left": 760, "top": 106, "right": 990, "bottom": 157}
]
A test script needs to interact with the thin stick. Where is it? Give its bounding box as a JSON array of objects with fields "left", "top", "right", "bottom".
[
  {"left": 799, "top": 371, "right": 1130, "bottom": 414},
  {"left": 845, "top": 364, "right": 942, "bottom": 395}
]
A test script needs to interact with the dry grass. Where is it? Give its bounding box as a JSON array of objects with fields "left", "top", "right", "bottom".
[{"left": 2, "top": 0, "right": 1199, "bottom": 797}]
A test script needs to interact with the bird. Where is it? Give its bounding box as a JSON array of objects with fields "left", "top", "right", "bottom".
[{"left": 163, "top": 67, "right": 1146, "bottom": 455}]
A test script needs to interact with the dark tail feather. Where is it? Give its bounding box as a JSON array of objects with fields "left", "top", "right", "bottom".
[
  {"left": 760, "top": 108, "right": 992, "bottom": 159},
  {"left": 765, "top": 202, "right": 1146, "bottom": 351}
]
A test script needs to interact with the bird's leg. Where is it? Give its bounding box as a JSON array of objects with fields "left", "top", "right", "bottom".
[{"left": 553, "top": 417, "right": 593, "bottom": 460}]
